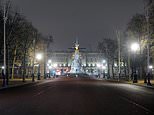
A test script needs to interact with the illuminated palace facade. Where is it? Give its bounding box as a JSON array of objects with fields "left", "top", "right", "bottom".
[{"left": 46, "top": 51, "right": 106, "bottom": 76}]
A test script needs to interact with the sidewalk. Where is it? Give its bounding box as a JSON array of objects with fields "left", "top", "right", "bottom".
[
  {"left": 0, "top": 78, "right": 37, "bottom": 90},
  {"left": 127, "top": 80, "right": 154, "bottom": 89},
  {"left": 106, "top": 79, "right": 154, "bottom": 89}
]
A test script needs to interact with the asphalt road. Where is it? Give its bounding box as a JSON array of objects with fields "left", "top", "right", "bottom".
[{"left": 0, "top": 77, "right": 154, "bottom": 115}]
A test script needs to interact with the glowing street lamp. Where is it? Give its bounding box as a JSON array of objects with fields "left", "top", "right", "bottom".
[
  {"left": 2, "top": 2, "right": 7, "bottom": 87},
  {"left": 97, "top": 64, "right": 101, "bottom": 68},
  {"left": 102, "top": 66, "right": 106, "bottom": 70},
  {"left": 2, "top": 66, "right": 5, "bottom": 69},
  {"left": 36, "top": 53, "right": 42, "bottom": 60},
  {"left": 114, "top": 63, "right": 118, "bottom": 67},
  {"left": 131, "top": 43, "right": 140, "bottom": 52},
  {"left": 131, "top": 42, "right": 139, "bottom": 83},
  {"left": 102, "top": 60, "right": 106, "bottom": 64},
  {"left": 53, "top": 63, "right": 58, "bottom": 68},
  {"left": 149, "top": 65, "right": 153, "bottom": 69},
  {"left": 36, "top": 53, "right": 42, "bottom": 80},
  {"left": 147, "top": 65, "right": 153, "bottom": 86},
  {"left": 48, "top": 59, "right": 52, "bottom": 63}
]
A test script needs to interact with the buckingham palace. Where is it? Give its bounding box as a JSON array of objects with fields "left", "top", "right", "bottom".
[{"left": 46, "top": 50, "right": 107, "bottom": 76}]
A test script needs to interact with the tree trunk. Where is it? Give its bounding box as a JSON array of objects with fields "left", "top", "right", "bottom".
[
  {"left": 127, "top": 51, "right": 131, "bottom": 81},
  {"left": 124, "top": 60, "right": 127, "bottom": 80},
  {"left": 11, "top": 47, "right": 17, "bottom": 79},
  {"left": 107, "top": 58, "right": 110, "bottom": 79},
  {"left": 138, "top": 34, "right": 142, "bottom": 79},
  {"left": 111, "top": 60, "right": 114, "bottom": 79},
  {"left": 22, "top": 49, "right": 26, "bottom": 82}
]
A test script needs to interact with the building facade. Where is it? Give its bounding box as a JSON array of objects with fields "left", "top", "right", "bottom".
[{"left": 46, "top": 51, "right": 107, "bottom": 76}]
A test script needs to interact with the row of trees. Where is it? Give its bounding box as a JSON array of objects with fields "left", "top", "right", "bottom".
[
  {"left": 0, "top": 1, "right": 53, "bottom": 85},
  {"left": 97, "top": 38, "right": 118, "bottom": 78},
  {"left": 97, "top": 0, "right": 154, "bottom": 80},
  {"left": 125, "top": 0, "right": 154, "bottom": 80}
]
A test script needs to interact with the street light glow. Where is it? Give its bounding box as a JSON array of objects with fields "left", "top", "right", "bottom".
[
  {"left": 131, "top": 43, "right": 140, "bottom": 52},
  {"left": 48, "top": 60, "right": 52, "bottom": 63},
  {"left": 36, "top": 53, "right": 42, "bottom": 60},
  {"left": 149, "top": 65, "right": 153, "bottom": 69},
  {"left": 53, "top": 63, "right": 58, "bottom": 68},
  {"left": 47, "top": 63, "right": 50, "bottom": 66},
  {"left": 114, "top": 63, "right": 118, "bottom": 67},
  {"left": 2, "top": 66, "right": 5, "bottom": 69},
  {"left": 102, "top": 66, "right": 106, "bottom": 70},
  {"left": 102, "top": 60, "right": 106, "bottom": 63},
  {"left": 97, "top": 64, "right": 101, "bottom": 68}
]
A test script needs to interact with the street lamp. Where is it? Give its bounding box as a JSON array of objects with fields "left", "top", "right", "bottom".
[
  {"left": 96, "top": 63, "right": 101, "bottom": 78},
  {"left": 36, "top": 53, "right": 42, "bottom": 60},
  {"left": 36, "top": 53, "right": 42, "bottom": 80},
  {"left": 2, "top": 1, "right": 7, "bottom": 87},
  {"left": 102, "top": 65, "right": 106, "bottom": 70},
  {"left": 131, "top": 42, "right": 139, "bottom": 83},
  {"left": 53, "top": 63, "right": 58, "bottom": 68},
  {"left": 47, "top": 59, "right": 52, "bottom": 78},
  {"left": 48, "top": 59, "right": 52, "bottom": 64},
  {"left": 102, "top": 60, "right": 106, "bottom": 64},
  {"left": 2, "top": 66, "right": 5, "bottom": 69},
  {"left": 97, "top": 63, "right": 107, "bottom": 79},
  {"left": 149, "top": 65, "right": 153, "bottom": 69},
  {"left": 131, "top": 43, "right": 140, "bottom": 52},
  {"left": 97, "top": 64, "right": 101, "bottom": 68},
  {"left": 102, "top": 65, "right": 107, "bottom": 79},
  {"left": 146, "top": 65, "right": 153, "bottom": 86}
]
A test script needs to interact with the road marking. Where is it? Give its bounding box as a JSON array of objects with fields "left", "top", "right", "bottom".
[{"left": 120, "top": 96, "right": 154, "bottom": 114}]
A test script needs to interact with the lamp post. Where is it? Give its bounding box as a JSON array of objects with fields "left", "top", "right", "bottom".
[
  {"left": 97, "top": 61, "right": 107, "bottom": 79},
  {"left": 102, "top": 60, "right": 107, "bottom": 79},
  {"left": 2, "top": 1, "right": 7, "bottom": 87},
  {"left": 97, "top": 64, "right": 101, "bottom": 78},
  {"left": 147, "top": 65, "right": 153, "bottom": 86},
  {"left": 131, "top": 43, "right": 140, "bottom": 83},
  {"left": 48, "top": 60, "right": 52, "bottom": 78},
  {"left": 102, "top": 65, "right": 106, "bottom": 79},
  {"left": 36, "top": 53, "right": 42, "bottom": 80}
]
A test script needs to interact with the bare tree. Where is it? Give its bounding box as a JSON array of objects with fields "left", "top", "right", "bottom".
[{"left": 97, "top": 38, "right": 117, "bottom": 78}]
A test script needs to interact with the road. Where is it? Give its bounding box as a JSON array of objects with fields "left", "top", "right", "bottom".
[{"left": 0, "top": 77, "right": 154, "bottom": 115}]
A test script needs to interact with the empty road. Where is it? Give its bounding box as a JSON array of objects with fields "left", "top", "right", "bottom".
[{"left": 0, "top": 77, "right": 154, "bottom": 115}]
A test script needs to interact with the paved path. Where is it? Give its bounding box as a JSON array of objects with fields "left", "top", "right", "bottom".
[{"left": 0, "top": 77, "right": 154, "bottom": 115}]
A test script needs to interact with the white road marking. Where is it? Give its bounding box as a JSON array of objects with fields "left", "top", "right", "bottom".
[{"left": 120, "top": 96, "right": 154, "bottom": 114}]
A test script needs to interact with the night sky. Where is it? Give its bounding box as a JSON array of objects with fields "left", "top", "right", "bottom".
[{"left": 13, "top": 0, "right": 144, "bottom": 51}]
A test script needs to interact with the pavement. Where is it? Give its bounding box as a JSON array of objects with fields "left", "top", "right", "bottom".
[
  {"left": 127, "top": 80, "right": 154, "bottom": 89},
  {"left": 0, "top": 78, "right": 46, "bottom": 90},
  {"left": 96, "top": 76, "right": 154, "bottom": 88},
  {"left": 0, "top": 77, "right": 154, "bottom": 115},
  {"left": 106, "top": 79, "right": 154, "bottom": 89}
]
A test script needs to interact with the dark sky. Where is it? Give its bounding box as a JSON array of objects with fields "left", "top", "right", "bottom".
[{"left": 13, "top": 0, "right": 144, "bottom": 51}]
